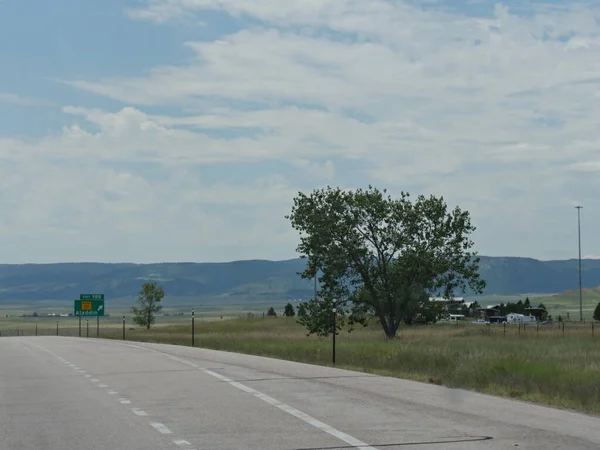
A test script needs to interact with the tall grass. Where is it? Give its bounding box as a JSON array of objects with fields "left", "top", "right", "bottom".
[{"left": 2, "top": 317, "right": 599, "bottom": 414}]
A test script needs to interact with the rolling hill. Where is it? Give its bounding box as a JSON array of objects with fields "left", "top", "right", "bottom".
[{"left": 1, "top": 257, "right": 600, "bottom": 305}]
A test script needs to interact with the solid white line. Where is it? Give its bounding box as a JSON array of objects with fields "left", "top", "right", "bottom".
[
  {"left": 132, "top": 408, "right": 148, "bottom": 416},
  {"left": 150, "top": 422, "right": 172, "bottom": 435},
  {"left": 114, "top": 342, "right": 376, "bottom": 450}
]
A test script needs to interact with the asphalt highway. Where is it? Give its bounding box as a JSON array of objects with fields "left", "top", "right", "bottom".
[{"left": 1, "top": 337, "right": 599, "bottom": 449}]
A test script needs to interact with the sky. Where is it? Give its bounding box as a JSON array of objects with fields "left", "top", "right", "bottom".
[{"left": 1, "top": 0, "right": 600, "bottom": 264}]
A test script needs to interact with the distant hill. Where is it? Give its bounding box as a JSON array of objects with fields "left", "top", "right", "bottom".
[
  {"left": 541, "top": 286, "right": 600, "bottom": 318},
  {"left": 1, "top": 256, "right": 600, "bottom": 304}
]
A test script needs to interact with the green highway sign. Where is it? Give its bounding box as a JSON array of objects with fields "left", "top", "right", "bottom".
[{"left": 74, "top": 297, "right": 105, "bottom": 317}]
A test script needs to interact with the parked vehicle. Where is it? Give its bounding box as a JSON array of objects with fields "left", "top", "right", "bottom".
[
  {"left": 506, "top": 313, "right": 537, "bottom": 324},
  {"left": 472, "top": 319, "right": 489, "bottom": 325}
]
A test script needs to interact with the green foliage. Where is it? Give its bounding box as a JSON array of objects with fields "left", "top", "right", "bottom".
[
  {"left": 297, "top": 302, "right": 307, "bottom": 318},
  {"left": 594, "top": 302, "right": 600, "bottom": 321},
  {"left": 131, "top": 281, "right": 164, "bottom": 330},
  {"left": 267, "top": 307, "right": 277, "bottom": 317},
  {"left": 283, "top": 303, "right": 295, "bottom": 317},
  {"left": 524, "top": 297, "right": 531, "bottom": 308},
  {"left": 287, "top": 185, "right": 486, "bottom": 338}
]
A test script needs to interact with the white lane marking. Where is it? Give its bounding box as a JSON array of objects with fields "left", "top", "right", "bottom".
[
  {"left": 108, "top": 391, "right": 118, "bottom": 395},
  {"left": 115, "top": 342, "right": 377, "bottom": 450},
  {"left": 79, "top": 370, "right": 86, "bottom": 373},
  {"left": 150, "top": 422, "right": 173, "bottom": 435},
  {"left": 132, "top": 408, "right": 148, "bottom": 416},
  {"left": 91, "top": 378, "right": 99, "bottom": 382},
  {"left": 120, "top": 399, "right": 131, "bottom": 404},
  {"left": 84, "top": 374, "right": 91, "bottom": 378},
  {"left": 98, "top": 384, "right": 108, "bottom": 388},
  {"left": 73, "top": 367, "right": 80, "bottom": 370},
  {"left": 173, "top": 439, "right": 191, "bottom": 446}
]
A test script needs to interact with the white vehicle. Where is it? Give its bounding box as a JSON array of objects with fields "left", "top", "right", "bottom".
[
  {"left": 472, "top": 319, "right": 489, "bottom": 325},
  {"left": 506, "top": 313, "right": 536, "bottom": 324},
  {"left": 449, "top": 314, "right": 466, "bottom": 322}
]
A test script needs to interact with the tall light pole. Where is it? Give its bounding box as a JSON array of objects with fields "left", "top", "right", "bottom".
[{"left": 576, "top": 206, "right": 583, "bottom": 322}]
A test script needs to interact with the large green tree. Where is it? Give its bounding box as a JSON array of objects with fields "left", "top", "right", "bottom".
[
  {"left": 131, "top": 281, "right": 165, "bottom": 330},
  {"left": 287, "top": 186, "right": 486, "bottom": 338}
]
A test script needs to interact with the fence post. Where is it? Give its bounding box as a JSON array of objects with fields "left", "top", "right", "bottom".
[
  {"left": 35, "top": 323, "right": 38, "bottom": 336},
  {"left": 562, "top": 322, "right": 565, "bottom": 336},
  {"left": 518, "top": 323, "right": 521, "bottom": 336},
  {"left": 122, "top": 315, "right": 125, "bottom": 340},
  {"left": 503, "top": 322, "right": 506, "bottom": 336},
  {"left": 592, "top": 322, "right": 595, "bottom": 338},
  {"left": 192, "top": 309, "right": 195, "bottom": 347},
  {"left": 56, "top": 321, "right": 59, "bottom": 336},
  {"left": 536, "top": 322, "right": 539, "bottom": 333}
]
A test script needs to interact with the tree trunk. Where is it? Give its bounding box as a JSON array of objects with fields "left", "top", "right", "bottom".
[{"left": 378, "top": 314, "right": 400, "bottom": 339}]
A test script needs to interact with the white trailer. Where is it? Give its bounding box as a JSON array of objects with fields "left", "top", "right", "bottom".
[{"left": 506, "top": 313, "right": 536, "bottom": 324}]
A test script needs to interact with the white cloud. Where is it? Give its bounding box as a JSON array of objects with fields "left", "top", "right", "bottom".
[
  {"left": 0, "top": 92, "right": 51, "bottom": 106},
  {"left": 2, "top": 0, "right": 600, "bottom": 262}
]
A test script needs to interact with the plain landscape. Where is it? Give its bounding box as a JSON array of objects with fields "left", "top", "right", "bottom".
[{"left": 1, "top": 255, "right": 600, "bottom": 416}]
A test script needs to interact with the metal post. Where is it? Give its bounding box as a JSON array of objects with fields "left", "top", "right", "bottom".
[
  {"left": 79, "top": 315, "right": 81, "bottom": 337},
  {"left": 56, "top": 321, "right": 59, "bottom": 336},
  {"left": 576, "top": 206, "right": 583, "bottom": 322},
  {"left": 122, "top": 315, "right": 125, "bottom": 340},
  {"left": 592, "top": 322, "right": 595, "bottom": 338},
  {"left": 503, "top": 322, "right": 506, "bottom": 336},
  {"left": 86, "top": 319, "right": 89, "bottom": 337},
  {"left": 35, "top": 323, "right": 38, "bottom": 336},
  {"left": 332, "top": 302, "right": 337, "bottom": 365},
  {"left": 97, "top": 316, "right": 99, "bottom": 338},
  {"left": 192, "top": 309, "right": 195, "bottom": 347}
]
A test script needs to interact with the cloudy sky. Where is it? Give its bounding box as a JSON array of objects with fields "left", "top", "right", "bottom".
[{"left": 1, "top": 0, "right": 599, "bottom": 264}]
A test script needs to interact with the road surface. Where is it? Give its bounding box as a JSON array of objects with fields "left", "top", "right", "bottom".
[{"left": 0, "top": 337, "right": 599, "bottom": 449}]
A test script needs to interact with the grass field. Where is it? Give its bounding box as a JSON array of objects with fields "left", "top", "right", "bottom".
[
  {"left": 2, "top": 314, "right": 599, "bottom": 415},
  {"left": 540, "top": 287, "right": 600, "bottom": 320}
]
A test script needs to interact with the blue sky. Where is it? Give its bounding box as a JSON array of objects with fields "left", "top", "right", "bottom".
[{"left": 1, "top": 0, "right": 600, "bottom": 263}]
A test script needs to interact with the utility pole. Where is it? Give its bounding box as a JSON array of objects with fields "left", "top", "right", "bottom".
[{"left": 576, "top": 206, "right": 583, "bottom": 322}]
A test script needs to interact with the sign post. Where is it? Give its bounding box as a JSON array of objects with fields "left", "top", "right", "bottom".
[{"left": 75, "top": 295, "right": 105, "bottom": 338}]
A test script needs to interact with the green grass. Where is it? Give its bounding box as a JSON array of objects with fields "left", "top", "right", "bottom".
[
  {"left": 4, "top": 316, "right": 599, "bottom": 415},
  {"left": 540, "top": 287, "right": 600, "bottom": 320}
]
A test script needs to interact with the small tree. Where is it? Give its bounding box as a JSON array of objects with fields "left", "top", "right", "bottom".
[
  {"left": 283, "top": 303, "right": 296, "bottom": 317},
  {"left": 524, "top": 297, "right": 531, "bottom": 309},
  {"left": 131, "top": 281, "right": 164, "bottom": 330},
  {"left": 593, "top": 302, "right": 600, "bottom": 321},
  {"left": 297, "top": 302, "right": 307, "bottom": 318},
  {"left": 267, "top": 307, "right": 277, "bottom": 317}
]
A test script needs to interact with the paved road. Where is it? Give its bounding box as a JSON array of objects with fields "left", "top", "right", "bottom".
[{"left": 1, "top": 337, "right": 599, "bottom": 450}]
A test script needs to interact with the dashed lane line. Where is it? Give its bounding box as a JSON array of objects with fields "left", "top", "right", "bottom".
[{"left": 150, "top": 422, "right": 173, "bottom": 435}]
